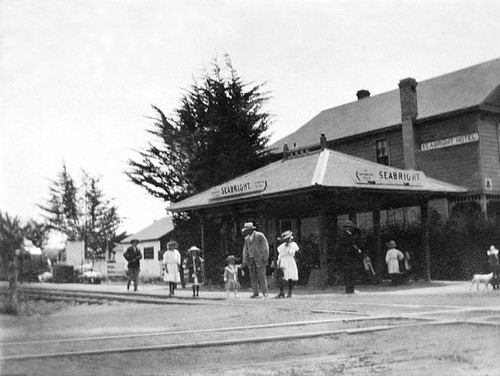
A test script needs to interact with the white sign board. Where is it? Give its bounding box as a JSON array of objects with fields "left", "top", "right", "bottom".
[
  {"left": 354, "top": 167, "right": 424, "bottom": 186},
  {"left": 211, "top": 180, "right": 267, "bottom": 199},
  {"left": 421, "top": 133, "right": 478, "bottom": 151}
]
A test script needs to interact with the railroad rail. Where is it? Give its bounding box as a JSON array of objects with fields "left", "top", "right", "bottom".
[{"left": 2, "top": 285, "right": 500, "bottom": 361}]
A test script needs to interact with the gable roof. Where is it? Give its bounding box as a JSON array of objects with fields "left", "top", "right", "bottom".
[
  {"left": 269, "top": 58, "right": 500, "bottom": 151},
  {"left": 122, "top": 216, "right": 174, "bottom": 243},
  {"left": 168, "top": 148, "right": 466, "bottom": 212}
]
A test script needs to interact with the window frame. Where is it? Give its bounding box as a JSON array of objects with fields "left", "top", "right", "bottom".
[
  {"left": 143, "top": 246, "right": 155, "bottom": 260},
  {"left": 375, "top": 138, "right": 390, "bottom": 165}
]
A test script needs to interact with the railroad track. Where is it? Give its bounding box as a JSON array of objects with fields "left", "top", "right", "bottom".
[
  {"left": 0, "top": 286, "right": 213, "bottom": 306},
  {"left": 3, "top": 286, "right": 500, "bottom": 361},
  {"left": 1, "top": 314, "right": 445, "bottom": 361}
]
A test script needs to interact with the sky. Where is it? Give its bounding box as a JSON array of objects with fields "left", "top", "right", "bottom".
[{"left": 1, "top": 0, "right": 500, "bottom": 235}]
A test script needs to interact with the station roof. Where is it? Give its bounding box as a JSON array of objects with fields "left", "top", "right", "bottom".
[
  {"left": 122, "top": 216, "right": 174, "bottom": 243},
  {"left": 269, "top": 58, "right": 500, "bottom": 151},
  {"left": 168, "top": 148, "right": 466, "bottom": 212}
]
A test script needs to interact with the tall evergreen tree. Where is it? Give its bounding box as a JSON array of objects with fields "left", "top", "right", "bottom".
[
  {"left": 38, "top": 163, "right": 81, "bottom": 240},
  {"left": 39, "top": 165, "right": 122, "bottom": 257},
  {"left": 126, "top": 56, "right": 272, "bottom": 203}
]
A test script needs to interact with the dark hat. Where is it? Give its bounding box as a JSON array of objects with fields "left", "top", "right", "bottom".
[
  {"left": 241, "top": 222, "right": 256, "bottom": 234},
  {"left": 130, "top": 239, "right": 140, "bottom": 245},
  {"left": 386, "top": 240, "right": 397, "bottom": 248},
  {"left": 187, "top": 246, "right": 201, "bottom": 253}
]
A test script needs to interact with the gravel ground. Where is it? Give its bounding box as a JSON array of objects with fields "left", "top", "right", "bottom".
[{"left": 2, "top": 280, "right": 500, "bottom": 375}]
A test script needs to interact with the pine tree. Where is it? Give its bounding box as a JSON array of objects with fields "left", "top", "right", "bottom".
[
  {"left": 38, "top": 163, "right": 81, "bottom": 240},
  {"left": 39, "top": 165, "right": 122, "bottom": 257}
]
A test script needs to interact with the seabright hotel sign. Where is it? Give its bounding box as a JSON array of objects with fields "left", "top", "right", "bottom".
[{"left": 421, "top": 133, "right": 479, "bottom": 151}]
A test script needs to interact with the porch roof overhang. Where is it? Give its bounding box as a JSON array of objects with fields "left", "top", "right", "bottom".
[{"left": 168, "top": 148, "right": 467, "bottom": 214}]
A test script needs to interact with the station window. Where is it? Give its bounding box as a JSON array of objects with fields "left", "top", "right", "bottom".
[
  {"left": 376, "top": 139, "right": 389, "bottom": 165},
  {"left": 279, "top": 219, "right": 293, "bottom": 234},
  {"left": 143, "top": 247, "right": 154, "bottom": 260}
]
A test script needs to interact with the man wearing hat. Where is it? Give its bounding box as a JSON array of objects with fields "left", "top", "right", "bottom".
[
  {"left": 337, "top": 220, "right": 364, "bottom": 294},
  {"left": 241, "top": 222, "right": 269, "bottom": 298},
  {"left": 123, "top": 239, "right": 142, "bottom": 291}
]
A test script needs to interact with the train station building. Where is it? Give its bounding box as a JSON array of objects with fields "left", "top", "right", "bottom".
[
  {"left": 169, "top": 141, "right": 465, "bottom": 284},
  {"left": 168, "top": 58, "right": 500, "bottom": 284}
]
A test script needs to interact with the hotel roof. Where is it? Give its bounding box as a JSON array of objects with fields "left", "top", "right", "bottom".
[{"left": 269, "top": 58, "right": 500, "bottom": 151}]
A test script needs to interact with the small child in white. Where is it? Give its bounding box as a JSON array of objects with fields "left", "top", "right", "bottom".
[{"left": 224, "top": 255, "right": 243, "bottom": 299}]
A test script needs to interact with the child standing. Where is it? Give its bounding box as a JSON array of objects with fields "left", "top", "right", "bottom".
[
  {"left": 162, "top": 240, "right": 181, "bottom": 296},
  {"left": 224, "top": 255, "right": 242, "bottom": 298},
  {"left": 385, "top": 240, "right": 404, "bottom": 286},
  {"left": 185, "top": 246, "right": 205, "bottom": 297}
]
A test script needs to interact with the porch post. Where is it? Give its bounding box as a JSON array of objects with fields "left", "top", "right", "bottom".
[
  {"left": 318, "top": 208, "right": 328, "bottom": 287},
  {"left": 200, "top": 215, "right": 205, "bottom": 262},
  {"left": 372, "top": 209, "right": 382, "bottom": 282},
  {"left": 420, "top": 200, "right": 431, "bottom": 282}
]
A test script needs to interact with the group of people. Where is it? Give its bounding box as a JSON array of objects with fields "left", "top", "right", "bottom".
[
  {"left": 123, "top": 219, "right": 419, "bottom": 297},
  {"left": 122, "top": 221, "right": 300, "bottom": 299},
  {"left": 124, "top": 239, "right": 205, "bottom": 296},
  {"left": 240, "top": 222, "right": 299, "bottom": 299}
]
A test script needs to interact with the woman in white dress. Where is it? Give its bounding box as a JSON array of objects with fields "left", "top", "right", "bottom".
[
  {"left": 276, "top": 230, "right": 299, "bottom": 298},
  {"left": 163, "top": 240, "right": 181, "bottom": 296},
  {"left": 385, "top": 240, "right": 404, "bottom": 286}
]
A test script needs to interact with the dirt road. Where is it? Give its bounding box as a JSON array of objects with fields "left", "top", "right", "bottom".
[{"left": 2, "top": 281, "right": 500, "bottom": 375}]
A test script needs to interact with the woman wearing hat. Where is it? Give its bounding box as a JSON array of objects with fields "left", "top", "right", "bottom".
[
  {"left": 385, "top": 240, "right": 404, "bottom": 286},
  {"left": 276, "top": 230, "right": 299, "bottom": 298},
  {"left": 162, "top": 240, "right": 181, "bottom": 296},
  {"left": 185, "top": 246, "right": 205, "bottom": 297}
]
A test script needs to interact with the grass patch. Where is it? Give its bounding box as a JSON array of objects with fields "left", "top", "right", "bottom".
[{"left": 0, "top": 294, "right": 76, "bottom": 316}]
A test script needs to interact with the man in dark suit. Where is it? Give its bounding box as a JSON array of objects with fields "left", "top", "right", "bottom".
[
  {"left": 123, "top": 239, "right": 142, "bottom": 291},
  {"left": 337, "top": 220, "right": 365, "bottom": 294},
  {"left": 241, "top": 222, "right": 269, "bottom": 298}
]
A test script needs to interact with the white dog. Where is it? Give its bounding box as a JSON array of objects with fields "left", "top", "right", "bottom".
[{"left": 470, "top": 272, "right": 494, "bottom": 294}]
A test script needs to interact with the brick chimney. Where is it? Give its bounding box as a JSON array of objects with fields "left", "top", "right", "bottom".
[
  {"left": 320, "top": 133, "right": 327, "bottom": 150},
  {"left": 398, "top": 78, "right": 418, "bottom": 169},
  {"left": 356, "top": 89, "right": 370, "bottom": 100},
  {"left": 282, "top": 143, "right": 289, "bottom": 160}
]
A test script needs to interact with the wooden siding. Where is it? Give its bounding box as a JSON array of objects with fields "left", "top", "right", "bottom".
[
  {"left": 418, "top": 113, "right": 478, "bottom": 144},
  {"left": 478, "top": 115, "right": 500, "bottom": 194},
  {"left": 332, "top": 130, "right": 405, "bottom": 169},
  {"left": 416, "top": 113, "right": 481, "bottom": 191}
]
